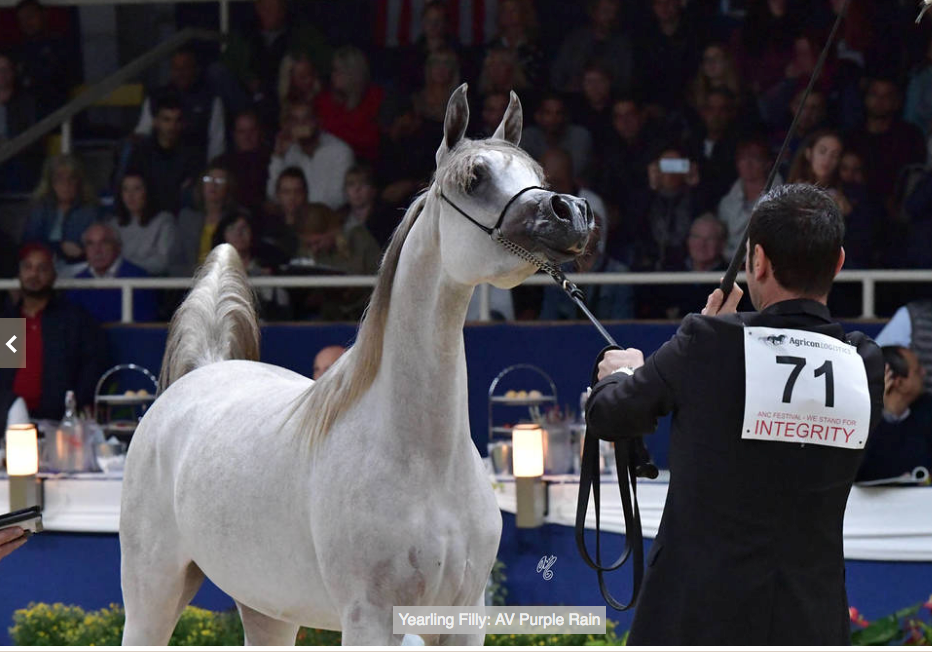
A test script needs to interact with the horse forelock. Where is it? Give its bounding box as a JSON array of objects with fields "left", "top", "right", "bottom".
[
  {"left": 434, "top": 138, "right": 543, "bottom": 197},
  {"left": 296, "top": 191, "right": 429, "bottom": 446}
]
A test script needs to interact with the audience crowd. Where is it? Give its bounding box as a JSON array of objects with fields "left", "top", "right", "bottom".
[{"left": 2, "top": 0, "right": 932, "bottom": 326}]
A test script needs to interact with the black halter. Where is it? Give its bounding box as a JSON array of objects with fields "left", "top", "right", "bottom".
[{"left": 439, "top": 185, "right": 547, "bottom": 237}]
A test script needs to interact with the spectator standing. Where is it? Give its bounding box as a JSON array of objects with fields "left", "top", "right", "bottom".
[
  {"left": 22, "top": 153, "right": 97, "bottom": 267},
  {"left": 172, "top": 162, "right": 237, "bottom": 277},
  {"left": 314, "top": 46, "right": 384, "bottom": 162},
  {"left": 215, "top": 109, "right": 271, "bottom": 216},
  {"left": 117, "top": 94, "right": 201, "bottom": 215},
  {"left": 0, "top": 244, "right": 108, "bottom": 419},
  {"left": 67, "top": 223, "right": 158, "bottom": 323},
  {"left": 550, "top": 0, "right": 634, "bottom": 95},
  {"left": 520, "top": 93, "right": 593, "bottom": 182},
  {"left": 718, "top": 137, "right": 780, "bottom": 258},
  {"left": 266, "top": 101, "right": 354, "bottom": 210},
  {"left": 856, "top": 346, "right": 931, "bottom": 482},
  {"left": 134, "top": 48, "right": 226, "bottom": 162},
  {"left": 108, "top": 171, "right": 175, "bottom": 276},
  {"left": 846, "top": 77, "right": 926, "bottom": 205}
]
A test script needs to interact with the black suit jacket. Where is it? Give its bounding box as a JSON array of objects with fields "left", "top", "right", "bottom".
[
  {"left": 0, "top": 296, "right": 110, "bottom": 420},
  {"left": 586, "top": 299, "right": 884, "bottom": 645}
]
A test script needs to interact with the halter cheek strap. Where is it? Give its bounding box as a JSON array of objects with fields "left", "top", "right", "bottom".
[{"left": 440, "top": 185, "right": 547, "bottom": 236}]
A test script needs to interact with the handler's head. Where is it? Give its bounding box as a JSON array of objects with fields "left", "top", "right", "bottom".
[{"left": 745, "top": 184, "right": 845, "bottom": 310}]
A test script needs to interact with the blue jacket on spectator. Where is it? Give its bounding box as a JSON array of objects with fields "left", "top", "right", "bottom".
[
  {"left": 21, "top": 200, "right": 98, "bottom": 263},
  {"left": 67, "top": 258, "right": 159, "bottom": 323}
]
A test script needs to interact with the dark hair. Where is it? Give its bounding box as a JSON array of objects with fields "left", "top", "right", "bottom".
[
  {"left": 116, "top": 170, "right": 157, "bottom": 227},
  {"left": 881, "top": 346, "right": 910, "bottom": 379},
  {"left": 276, "top": 166, "right": 308, "bottom": 194},
  {"left": 153, "top": 92, "right": 183, "bottom": 116},
  {"left": 735, "top": 135, "right": 771, "bottom": 161},
  {"left": 787, "top": 128, "right": 843, "bottom": 186},
  {"left": 211, "top": 208, "right": 253, "bottom": 249},
  {"left": 747, "top": 184, "right": 844, "bottom": 297}
]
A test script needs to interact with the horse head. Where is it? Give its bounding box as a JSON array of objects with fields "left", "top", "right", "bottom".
[{"left": 433, "top": 83, "right": 594, "bottom": 289}]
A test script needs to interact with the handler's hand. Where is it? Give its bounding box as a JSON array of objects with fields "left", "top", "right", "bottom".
[
  {"left": 598, "top": 348, "right": 645, "bottom": 381},
  {"left": 701, "top": 283, "right": 744, "bottom": 316},
  {"left": 0, "top": 526, "right": 27, "bottom": 562}
]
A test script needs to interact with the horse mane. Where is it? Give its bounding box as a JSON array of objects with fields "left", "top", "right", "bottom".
[
  {"left": 295, "top": 138, "right": 540, "bottom": 446},
  {"left": 296, "top": 191, "right": 429, "bottom": 445}
]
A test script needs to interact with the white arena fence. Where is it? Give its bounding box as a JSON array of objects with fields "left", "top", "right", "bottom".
[{"left": 1, "top": 269, "right": 929, "bottom": 323}]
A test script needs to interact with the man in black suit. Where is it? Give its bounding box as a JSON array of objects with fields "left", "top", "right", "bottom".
[{"left": 586, "top": 184, "right": 884, "bottom": 645}]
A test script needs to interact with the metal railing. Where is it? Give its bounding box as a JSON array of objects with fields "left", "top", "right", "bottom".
[
  {"left": 1, "top": 269, "right": 928, "bottom": 323},
  {"left": 0, "top": 28, "right": 221, "bottom": 164}
]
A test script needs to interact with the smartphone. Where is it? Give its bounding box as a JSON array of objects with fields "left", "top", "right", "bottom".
[
  {"left": 659, "top": 158, "right": 690, "bottom": 174},
  {"left": 0, "top": 506, "right": 43, "bottom": 534}
]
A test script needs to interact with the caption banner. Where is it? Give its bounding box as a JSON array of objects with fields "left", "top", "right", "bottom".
[{"left": 393, "top": 606, "right": 606, "bottom": 635}]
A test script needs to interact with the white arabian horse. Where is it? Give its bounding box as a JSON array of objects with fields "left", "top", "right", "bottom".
[{"left": 119, "top": 84, "right": 593, "bottom": 646}]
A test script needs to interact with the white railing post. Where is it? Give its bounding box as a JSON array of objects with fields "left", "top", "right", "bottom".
[
  {"left": 121, "top": 284, "right": 134, "bottom": 324},
  {"left": 61, "top": 119, "right": 72, "bottom": 154},
  {"left": 862, "top": 277, "right": 875, "bottom": 319},
  {"left": 479, "top": 284, "right": 491, "bottom": 321}
]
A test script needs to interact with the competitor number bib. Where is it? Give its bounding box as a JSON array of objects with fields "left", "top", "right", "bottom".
[{"left": 742, "top": 326, "right": 871, "bottom": 450}]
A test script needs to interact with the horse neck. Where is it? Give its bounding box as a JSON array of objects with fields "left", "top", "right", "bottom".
[{"left": 376, "top": 200, "right": 474, "bottom": 449}]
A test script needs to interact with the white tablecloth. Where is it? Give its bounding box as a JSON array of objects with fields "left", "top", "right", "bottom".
[{"left": 493, "top": 473, "right": 932, "bottom": 562}]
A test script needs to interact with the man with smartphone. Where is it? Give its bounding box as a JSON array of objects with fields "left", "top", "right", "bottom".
[{"left": 586, "top": 184, "right": 884, "bottom": 644}]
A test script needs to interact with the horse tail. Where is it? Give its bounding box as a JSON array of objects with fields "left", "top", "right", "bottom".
[{"left": 158, "top": 243, "right": 260, "bottom": 394}]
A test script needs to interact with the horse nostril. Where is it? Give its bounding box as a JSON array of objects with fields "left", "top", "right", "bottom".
[{"left": 550, "top": 195, "right": 573, "bottom": 221}]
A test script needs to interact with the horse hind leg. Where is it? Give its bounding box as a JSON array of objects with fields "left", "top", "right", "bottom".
[
  {"left": 121, "top": 560, "right": 205, "bottom": 645},
  {"left": 236, "top": 602, "right": 299, "bottom": 646}
]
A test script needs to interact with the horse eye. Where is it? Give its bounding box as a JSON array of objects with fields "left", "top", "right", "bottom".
[{"left": 466, "top": 165, "right": 487, "bottom": 194}]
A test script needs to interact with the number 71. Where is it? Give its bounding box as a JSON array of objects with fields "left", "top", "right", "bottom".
[{"left": 775, "top": 356, "right": 834, "bottom": 407}]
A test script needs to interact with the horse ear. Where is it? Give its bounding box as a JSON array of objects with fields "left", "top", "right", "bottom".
[
  {"left": 436, "top": 83, "right": 470, "bottom": 165},
  {"left": 492, "top": 91, "right": 523, "bottom": 145}
]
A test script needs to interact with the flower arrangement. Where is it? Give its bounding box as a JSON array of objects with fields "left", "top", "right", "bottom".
[{"left": 849, "top": 596, "right": 932, "bottom": 645}]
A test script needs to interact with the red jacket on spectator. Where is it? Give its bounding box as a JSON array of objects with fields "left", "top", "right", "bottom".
[{"left": 315, "top": 85, "right": 384, "bottom": 162}]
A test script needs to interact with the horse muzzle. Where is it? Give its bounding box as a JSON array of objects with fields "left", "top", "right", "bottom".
[{"left": 528, "top": 193, "right": 594, "bottom": 264}]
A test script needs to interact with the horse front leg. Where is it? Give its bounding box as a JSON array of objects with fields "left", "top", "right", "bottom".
[{"left": 338, "top": 601, "right": 405, "bottom": 646}]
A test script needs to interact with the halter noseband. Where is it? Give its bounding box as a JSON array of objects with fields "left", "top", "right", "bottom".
[{"left": 439, "top": 185, "right": 546, "bottom": 236}]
